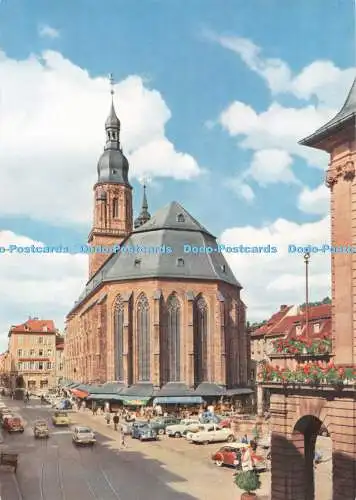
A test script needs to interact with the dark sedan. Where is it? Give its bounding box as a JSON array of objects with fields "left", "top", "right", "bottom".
[
  {"left": 131, "top": 423, "right": 158, "bottom": 441},
  {"left": 150, "top": 417, "right": 181, "bottom": 435}
]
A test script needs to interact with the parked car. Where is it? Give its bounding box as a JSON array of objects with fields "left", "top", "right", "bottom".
[
  {"left": 54, "top": 399, "right": 72, "bottom": 410},
  {"left": 211, "top": 443, "right": 244, "bottom": 467},
  {"left": 72, "top": 426, "right": 96, "bottom": 445},
  {"left": 33, "top": 419, "right": 49, "bottom": 438},
  {"left": 0, "top": 409, "right": 12, "bottom": 423},
  {"left": 52, "top": 411, "right": 70, "bottom": 426},
  {"left": 3, "top": 415, "right": 24, "bottom": 433},
  {"left": 190, "top": 425, "right": 235, "bottom": 444},
  {"left": 132, "top": 423, "right": 157, "bottom": 441},
  {"left": 166, "top": 419, "right": 201, "bottom": 438},
  {"left": 186, "top": 424, "right": 215, "bottom": 441},
  {"left": 150, "top": 417, "right": 180, "bottom": 435}
]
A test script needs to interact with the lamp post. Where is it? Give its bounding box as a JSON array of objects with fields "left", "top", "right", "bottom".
[{"left": 304, "top": 252, "right": 310, "bottom": 337}]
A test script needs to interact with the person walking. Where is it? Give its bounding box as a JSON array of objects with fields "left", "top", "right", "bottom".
[
  {"left": 120, "top": 424, "right": 127, "bottom": 448},
  {"left": 105, "top": 411, "right": 111, "bottom": 425},
  {"left": 113, "top": 412, "right": 119, "bottom": 431}
]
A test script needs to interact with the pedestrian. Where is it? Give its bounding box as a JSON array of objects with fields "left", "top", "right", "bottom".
[
  {"left": 120, "top": 425, "right": 127, "bottom": 448},
  {"left": 113, "top": 412, "right": 119, "bottom": 431},
  {"left": 105, "top": 411, "right": 111, "bottom": 425}
]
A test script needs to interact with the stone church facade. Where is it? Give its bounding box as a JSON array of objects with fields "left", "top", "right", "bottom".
[{"left": 64, "top": 91, "right": 249, "bottom": 392}]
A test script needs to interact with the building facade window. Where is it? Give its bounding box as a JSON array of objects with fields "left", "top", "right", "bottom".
[
  {"left": 136, "top": 293, "right": 150, "bottom": 381},
  {"left": 167, "top": 294, "right": 181, "bottom": 382},
  {"left": 17, "top": 349, "right": 22, "bottom": 357},
  {"left": 30, "top": 349, "right": 35, "bottom": 356},
  {"left": 193, "top": 296, "right": 208, "bottom": 385},
  {"left": 114, "top": 295, "right": 124, "bottom": 381},
  {"left": 38, "top": 337, "right": 43, "bottom": 344}
]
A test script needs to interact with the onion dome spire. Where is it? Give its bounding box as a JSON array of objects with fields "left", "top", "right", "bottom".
[
  {"left": 134, "top": 184, "right": 151, "bottom": 228},
  {"left": 96, "top": 73, "right": 130, "bottom": 185}
]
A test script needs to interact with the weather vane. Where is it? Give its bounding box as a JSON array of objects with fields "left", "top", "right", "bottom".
[{"left": 109, "top": 73, "right": 115, "bottom": 96}]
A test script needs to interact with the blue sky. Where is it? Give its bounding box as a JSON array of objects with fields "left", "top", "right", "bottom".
[{"left": 0, "top": 0, "right": 354, "bottom": 344}]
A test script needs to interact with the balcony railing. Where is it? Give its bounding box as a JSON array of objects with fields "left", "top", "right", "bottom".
[
  {"left": 258, "top": 361, "right": 355, "bottom": 386},
  {"left": 271, "top": 337, "right": 331, "bottom": 356}
]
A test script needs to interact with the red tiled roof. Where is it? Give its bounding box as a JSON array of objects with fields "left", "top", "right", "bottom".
[
  {"left": 10, "top": 319, "right": 56, "bottom": 334},
  {"left": 251, "top": 303, "right": 332, "bottom": 340}
]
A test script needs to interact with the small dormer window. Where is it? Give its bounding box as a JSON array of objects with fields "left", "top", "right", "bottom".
[
  {"left": 134, "top": 258, "right": 141, "bottom": 267},
  {"left": 177, "top": 213, "right": 185, "bottom": 223},
  {"left": 314, "top": 323, "right": 320, "bottom": 333},
  {"left": 42, "top": 326, "right": 48, "bottom": 332},
  {"left": 221, "top": 264, "right": 226, "bottom": 273},
  {"left": 177, "top": 258, "right": 184, "bottom": 267}
]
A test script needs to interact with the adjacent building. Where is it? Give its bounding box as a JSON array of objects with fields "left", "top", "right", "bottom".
[
  {"left": 55, "top": 335, "right": 65, "bottom": 386},
  {"left": 64, "top": 89, "right": 251, "bottom": 399},
  {"left": 250, "top": 303, "right": 331, "bottom": 414},
  {"left": 7, "top": 318, "right": 58, "bottom": 390}
]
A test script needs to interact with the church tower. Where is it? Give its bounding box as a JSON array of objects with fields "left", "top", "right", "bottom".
[{"left": 88, "top": 75, "right": 133, "bottom": 278}]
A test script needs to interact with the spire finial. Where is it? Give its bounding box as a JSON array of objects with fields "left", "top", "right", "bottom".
[{"left": 109, "top": 73, "right": 115, "bottom": 96}]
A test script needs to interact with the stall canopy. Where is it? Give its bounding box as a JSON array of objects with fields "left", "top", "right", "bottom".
[
  {"left": 153, "top": 396, "right": 203, "bottom": 405},
  {"left": 86, "top": 382, "right": 127, "bottom": 400},
  {"left": 120, "top": 396, "right": 151, "bottom": 406},
  {"left": 226, "top": 388, "right": 253, "bottom": 396},
  {"left": 89, "top": 394, "right": 123, "bottom": 401}
]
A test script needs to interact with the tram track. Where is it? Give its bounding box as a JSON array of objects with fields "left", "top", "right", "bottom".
[{"left": 75, "top": 443, "right": 122, "bottom": 500}]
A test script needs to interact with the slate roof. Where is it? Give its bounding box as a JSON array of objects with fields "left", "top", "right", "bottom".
[
  {"left": 300, "top": 76, "right": 356, "bottom": 147},
  {"left": 70, "top": 201, "right": 241, "bottom": 313},
  {"left": 121, "top": 383, "right": 155, "bottom": 397},
  {"left": 155, "top": 382, "right": 195, "bottom": 397},
  {"left": 194, "top": 383, "right": 225, "bottom": 396}
]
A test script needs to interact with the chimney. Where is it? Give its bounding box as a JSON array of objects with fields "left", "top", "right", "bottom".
[{"left": 280, "top": 305, "right": 288, "bottom": 311}]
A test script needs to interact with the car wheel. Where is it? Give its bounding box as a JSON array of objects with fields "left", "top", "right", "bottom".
[
  {"left": 227, "top": 435, "right": 235, "bottom": 443},
  {"left": 158, "top": 429, "right": 165, "bottom": 435},
  {"left": 215, "top": 459, "right": 223, "bottom": 467},
  {"left": 174, "top": 432, "right": 181, "bottom": 438}
]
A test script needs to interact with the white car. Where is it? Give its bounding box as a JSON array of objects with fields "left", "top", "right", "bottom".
[
  {"left": 185, "top": 423, "right": 215, "bottom": 441},
  {"left": 72, "top": 426, "right": 96, "bottom": 445},
  {"left": 166, "top": 419, "right": 201, "bottom": 438},
  {"left": 190, "top": 425, "right": 235, "bottom": 444}
]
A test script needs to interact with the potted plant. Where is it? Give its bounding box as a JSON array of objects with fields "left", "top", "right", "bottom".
[{"left": 234, "top": 470, "right": 261, "bottom": 499}]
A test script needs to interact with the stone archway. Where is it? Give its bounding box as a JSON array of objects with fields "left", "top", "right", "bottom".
[{"left": 292, "top": 414, "right": 327, "bottom": 500}]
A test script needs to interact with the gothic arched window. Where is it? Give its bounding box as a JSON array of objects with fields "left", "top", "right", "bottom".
[
  {"left": 167, "top": 294, "right": 181, "bottom": 382},
  {"left": 137, "top": 293, "right": 150, "bottom": 381},
  {"left": 114, "top": 295, "right": 124, "bottom": 381},
  {"left": 193, "top": 296, "right": 208, "bottom": 384},
  {"left": 113, "top": 198, "right": 119, "bottom": 218}
]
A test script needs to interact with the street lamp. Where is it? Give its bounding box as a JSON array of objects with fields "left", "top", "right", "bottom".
[{"left": 304, "top": 252, "right": 310, "bottom": 337}]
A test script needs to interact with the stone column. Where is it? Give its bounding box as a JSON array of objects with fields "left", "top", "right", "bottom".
[
  {"left": 152, "top": 290, "right": 162, "bottom": 387},
  {"left": 257, "top": 383, "right": 264, "bottom": 416},
  {"left": 186, "top": 291, "right": 195, "bottom": 387},
  {"left": 122, "top": 292, "right": 132, "bottom": 385}
]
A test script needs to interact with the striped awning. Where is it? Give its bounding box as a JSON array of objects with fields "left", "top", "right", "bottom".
[
  {"left": 71, "top": 388, "right": 89, "bottom": 398},
  {"left": 153, "top": 396, "right": 203, "bottom": 405}
]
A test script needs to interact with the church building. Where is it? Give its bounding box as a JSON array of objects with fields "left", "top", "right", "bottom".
[{"left": 64, "top": 87, "right": 250, "bottom": 400}]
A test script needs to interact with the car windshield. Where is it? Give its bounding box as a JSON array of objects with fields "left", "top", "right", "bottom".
[
  {"left": 36, "top": 421, "right": 47, "bottom": 427},
  {"left": 78, "top": 428, "right": 92, "bottom": 433},
  {"left": 56, "top": 412, "right": 68, "bottom": 417}
]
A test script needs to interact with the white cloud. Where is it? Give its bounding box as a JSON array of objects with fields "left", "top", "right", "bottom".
[
  {"left": 220, "top": 216, "right": 331, "bottom": 320},
  {"left": 298, "top": 184, "right": 329, "bottom": 215},
  {"left": 226, "top": 178, "right": 255, "bottom": 202},
  {"left": 0, "top": 50, "right": 202, "bottom": 225},
  {"left": 219, "top": 101, "right": 330, "bottom": 167},
  {"left": 0, "top": 230, "right": 87, "bottom": 351},
  {"left": 38, "top": 24, "right": 60, "bottom": 39},
  {"left": 213, "top": 34, "right": 354, "bottom": 104},
  {"left": 246, "top": 149, "right": 299, "bottom": 186}
]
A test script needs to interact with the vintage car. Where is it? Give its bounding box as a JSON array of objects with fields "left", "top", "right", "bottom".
[
  {"left": 0, "top": 408, "right": 12, "bottom": 423},
  {"left": 185, "top": 423, "right": 215, "bottom": 441},
  {"left": 166, "top": 419, "right": 201, "bottom": 438},
  {"left": 33, "top": 419, "right": 49, "bottom": 438},
  {"left": 211, "top": 442, "right": 269, "bottom": 471},
  {"left": 72, "top": 426, "right": 96, "bottom": 445},
  {"left": 3, "top": 415, "right": 24, "bottom": 433},
  {"left": 52, "top": 411, "right": 70, "bottom": 426},
  {"left": 149, "top": 417, "right": 180, "bottom": 435},
  {"left": 190, "top": 425, "right": 235, "bottom": 444},
  {"left": 131, "top": 423, "right": 158, "bottom": 441}
]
